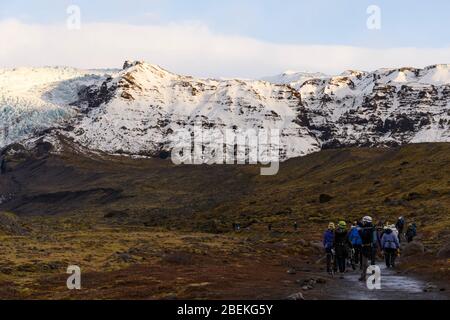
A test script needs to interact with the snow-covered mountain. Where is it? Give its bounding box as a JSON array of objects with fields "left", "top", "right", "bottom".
[
  {"left": 1, "top": 61, "right": 449, "bottom": 160},
  {"left": 69, "top": 61, "right": 319, "bottom": 159},
  {"left": 260, "top": 70, "right": 329, "bottom": 90},
  {"left": 299, "top": 65, "right": 450, "bottom": 148}
]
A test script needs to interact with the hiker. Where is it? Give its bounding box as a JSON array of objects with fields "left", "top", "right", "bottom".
[
  {"left": 294, "top": 221, "right": 298, "bottom": 231},
  {"left": 359, "top": 216, "right": 375, "bottom": 281},
  {"left": 323, "top": 222, "right": 336, "bottom": 274},
  {"left": 396, "top": 217, "right": 405, "bottom": 242},
  {"left": 381, "top": 225, "right": 400, "bottom": 268},
  {"left": 390, "top": 224, "right": 399, "bottom": 239},
  {"left": 373, "top": 224, "right": 384, "bottom": 265},
  {"left": 406, "top": 223, "right": 417, "bottom": 243},
  {"left": 348, "top": 222, "right": 362, "bottom": 266},
  {"left": 334, "top": 221, "right": 351, "bottom": 274}
]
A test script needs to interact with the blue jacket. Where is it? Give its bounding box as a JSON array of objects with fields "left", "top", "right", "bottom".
[
  {"left": 348, "top": 227, "right": 362, "bottom": 246},
  {"left": 323, "top": 230, "right": 334, "bottom": 249},
  {"left": 381, "top": 230, "right": 400, "bottom": 250}
]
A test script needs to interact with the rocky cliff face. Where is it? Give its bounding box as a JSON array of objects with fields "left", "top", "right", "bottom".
[
  {"left": 68, "top": 61, "right": 320, "bottom": 159},
  {"left": 0, "top": 61, "right": 449, "bottom": 160},
  {"left": 296, "top": 65, "right": 450, "bottom": 148}
]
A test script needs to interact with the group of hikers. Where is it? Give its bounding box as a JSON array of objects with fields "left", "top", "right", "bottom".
[{"left": 323, "top": 216, "right": 417, "bottom": 281}]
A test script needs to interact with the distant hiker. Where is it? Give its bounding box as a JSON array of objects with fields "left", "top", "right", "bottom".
[
  {"left": 323, "top": 222, "right": 336, "bottom": 274},
  {"left": 348, "top": 222, "right": 362, "bottom": 266},
  {"left": 381, "top": 225, "right": 400, "bottom": 268},
  {"left": 359, "top": 216, "right": 375, "bottom": 282},
  {"left": 406, "top": 223, "right": 417, "bottom": 243},
  {"left": 294, "top": 221, "right": 298, "bottom": 231},
  {"left": 334, "top": 221, "right": 351, "bottom": 274},
  {"left": 268, "top": 223, "right": 272, "bottom": 232},
  {"left": 396, "top": 217, "right": 405, "bottom": 242}
]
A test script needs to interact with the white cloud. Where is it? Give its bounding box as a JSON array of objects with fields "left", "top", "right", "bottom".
[{"left": 0, "top": 19, "right": 449, "bottom": 78}]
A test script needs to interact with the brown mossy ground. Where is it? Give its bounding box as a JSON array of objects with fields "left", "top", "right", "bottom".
[{"left": 0, "top": 142, "right": 449, "bottom": 299}]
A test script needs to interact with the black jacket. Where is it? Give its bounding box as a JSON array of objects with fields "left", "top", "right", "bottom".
[
  {"left": 359, "top": 223, "right": 374, "bottom": 246},
  {"left": 334, "top": 228, "right": 351, "bottom": 247}
]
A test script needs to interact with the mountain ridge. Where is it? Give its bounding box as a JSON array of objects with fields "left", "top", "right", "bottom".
[{"left": 1, "top": 61, "right": 449, "bottom": 160}]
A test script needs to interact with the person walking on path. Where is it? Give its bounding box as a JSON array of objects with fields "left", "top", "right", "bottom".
[
  {"left": 348, "top": 222, "right": 363, "bottom": 266},
  {"left": 381, "top": 225, "right": 400, "bottom": 268},
  {"left": 359, "top": 216, "right": 375, "bottom": 282},
  {"left": 406, "top": 223, "right": 417, "bottom": 243},
  {"left": 396, "top": 217, "right": 405, "bottom": 242},
  {"left": 323, "top": 222, "right": 336, "bottom": 274},
  {"left": 334, "top": 221, "right": 351, "bottom": 274}
]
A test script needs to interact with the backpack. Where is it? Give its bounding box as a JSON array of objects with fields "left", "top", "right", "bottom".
[
  {"left": 359, "top": 225, "right": 374, "bottom": 245},
  {"left": 349, "top": 228, "right": 362, "bottom": 245},
  {"left": 396, "top": 218, "right": 405, "bottom": 229}
]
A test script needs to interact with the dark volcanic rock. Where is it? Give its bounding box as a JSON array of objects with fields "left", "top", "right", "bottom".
[
  {"left": 437, "top": 244, "right": 450, "bottom": 259},
  {"left": 402, "top": 241, "right": 425, "bottom": 257},
  {"left": 319, "top": 194, "right": 334, "bottom": 203},
  {"left": 104, "top": 210, "right": 130, "bottom": 219}
]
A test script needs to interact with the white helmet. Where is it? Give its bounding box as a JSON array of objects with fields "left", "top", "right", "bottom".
[{"left": 362, "top": 216, "right": 373, "bottom": 223}]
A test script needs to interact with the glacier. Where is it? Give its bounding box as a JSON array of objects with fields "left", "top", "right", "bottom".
[{"left": 0, "top": 61, "right": 449, "bottom": 160}]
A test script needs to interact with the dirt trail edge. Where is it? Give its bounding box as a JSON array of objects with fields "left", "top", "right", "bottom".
[{"left": 315, "top": 264, "right": 449, "bottom": 300}]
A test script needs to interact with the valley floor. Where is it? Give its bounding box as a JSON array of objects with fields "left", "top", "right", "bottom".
[
  {"left": 0, "top": 217, "right": 448, "bottom": 300},
  {"left": 0, "top": 143, "right": 449, "bottom": 299}
]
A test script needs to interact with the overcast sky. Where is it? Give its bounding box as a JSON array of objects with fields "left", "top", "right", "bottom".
[{"left": 0, "top": 0, "right": 449, "bottom": 78}]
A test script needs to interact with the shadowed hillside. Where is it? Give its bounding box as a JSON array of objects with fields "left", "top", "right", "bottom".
[
  {"left": 0, "top": 140, "right": 449, "bottom": 299},
  {"left": 1, "top": 140, "right": 449, "bottom": 238}
]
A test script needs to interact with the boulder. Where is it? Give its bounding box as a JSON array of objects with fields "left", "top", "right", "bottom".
[
  {"left": 402, "top": 241, "right": 425, "bottom": 257},
  {"left": 287, "top": 269, "right": 297, "bottom": 275},
  {"left": 437, "top": 243, "right": 450, "bottom": 259},
  {"left": 423, "top": 283, "right": 438, "bottom": 292},
  {"left": 274, "top": 207, "right": 293, "bottom": 215},
  {"left": 437, "top": 229, "right": 450, "bottom": 240},
  {"left": 116, "top": 252, "right": 134, "bottom": 263},
  {"left": 301, "top": 285, "right": 311, "bottom": 291},
  {"left": 104, "top": 210, "right": 129, "bottom": 219},
  {"left": 319, "top": 194, "right": 333, "bottom": 204},
  {"left": 309, "top": 241, "right": 324, "bottom": 254},
  {"left": 287, "top": 292, "right": 305, "bottom": 300}
]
